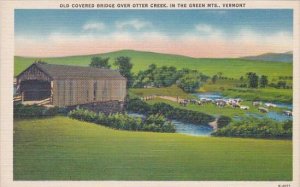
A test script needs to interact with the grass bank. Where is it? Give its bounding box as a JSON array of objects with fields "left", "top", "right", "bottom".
[{"left": 14, "top": 117, "right": 292, "bottom": 180}]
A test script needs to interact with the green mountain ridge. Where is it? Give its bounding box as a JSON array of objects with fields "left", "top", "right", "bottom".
[
  {"left": 15, "top": 50, "right": 292, "bottom": 78},
  {"left": 242, "top": 51, "right": 293, "bottom": 63}
]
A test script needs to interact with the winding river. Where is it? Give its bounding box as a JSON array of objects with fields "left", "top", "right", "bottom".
[{"left": 128, "top": 113, "right": 213, "bottom": 136}]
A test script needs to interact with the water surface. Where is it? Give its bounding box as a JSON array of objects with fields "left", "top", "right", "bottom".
[{"left": 128, "top": 113, "right": 213, "bottom": 136}]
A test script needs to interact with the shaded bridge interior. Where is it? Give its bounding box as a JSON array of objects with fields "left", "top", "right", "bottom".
[{"left": 20, "top": 80, "right": 51, "bottom": 101}]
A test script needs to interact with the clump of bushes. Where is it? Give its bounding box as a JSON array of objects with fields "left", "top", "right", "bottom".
[
  {"left": 212, "top": 117, "right": 292, "bottom": 139},
  {"left": 217, "top": 115, "right": 232, "bottom": 129},
  {"left": 143, "top": 114, "right": 176, "bottom": 132},
  {"left": 133, "top": 64, "right": 209, "bottom": 90},
  {"left": 151, "top": 102, "right": 215, "bottom": 124},
  {"left": 125, "top": 98, "right": 151, "bottom": 114},
  {"left": 176, "top": 74, "right": 201, "bottom": 93},
  {"left": 126, "top": 98, "right": 215, "bottom": 125},
  {"left": 68, "top": 109, "right": 176, "bottom": 133},
  {"left": 14, "top": 104, "right": 60, "bottom": 118}
]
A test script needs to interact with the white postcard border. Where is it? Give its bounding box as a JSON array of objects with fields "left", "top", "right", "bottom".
[{"left": 1, "top": 1, "right": 299, "bottom": 187}]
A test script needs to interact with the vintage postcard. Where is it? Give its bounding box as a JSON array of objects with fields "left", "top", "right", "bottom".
[{"left": 0, "top": 0, "right": 299, "bottom": 187}]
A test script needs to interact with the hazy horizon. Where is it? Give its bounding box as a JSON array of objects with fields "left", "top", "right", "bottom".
[{"left": 15, "top": 48, "right": 293, "bottom": 59}]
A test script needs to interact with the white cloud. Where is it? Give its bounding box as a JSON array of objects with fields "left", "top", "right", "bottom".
[
  {"left": 115, "top": 19, "right": 152, "bottom": 30},
  {"left": 188, "top": 24, "right": 224, "bottom": 40},
  {"left": 20, "top": 30, "right": 168, "bottom": 45},
  {"left": 82, "top": 22, "right": 106, "bottom": 31},
  {"left": 15, "top": 25, "right": 293, "bottom": 58},
  {"left": 195, "top": 24, "right": 214, "bottom": 33},
  {"left": 234, "top": 28, "right": 292, "bottom": 45}
]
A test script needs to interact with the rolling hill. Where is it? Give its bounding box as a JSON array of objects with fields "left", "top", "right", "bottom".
[
  {"left": 242, "top": 51, "right": 293, "bottom": 63},
  {"left": 14, "top": 50, "right": 292, "bottom": 79}
]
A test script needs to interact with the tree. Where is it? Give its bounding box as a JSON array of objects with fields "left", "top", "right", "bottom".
[
  {"left": 177, "top": 74, "right": 200, "bottom": 93},
  {"left": 90, "top": 57, "right": 110, "bottom": 69},
  {"left": 212, "top": 75, "right": 218, "bottom": 84},
  {"left": 246, "top": 72, "right": 259, "bottom": 88},
  {"left": 35, "top": 59, "right": 47, "bottom": 64},
  {"left": 277, "top": 81, "right": 287, "bottom": 89},
  {"left": 259, "top": 75, "right": 268, "bottom": 88},
  {"left": 217, "top": 116, "right": 231, "bottom": 129},
  {"left": 133, "top": 65, "right": 180, "bottom": 88},
  {"left": 217, "top": 72, "right": 223, "bottom": 79},
  {"left": 114, "top": 56, "right": 134, "bottom": 88},
  {"left": 148, "top": 64, "right": 157, "bottom": 71}
]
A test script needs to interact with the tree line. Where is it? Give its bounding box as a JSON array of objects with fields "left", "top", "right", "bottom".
[
  {"left": 236, "top": 73, "right": 268, "bottom": 88},
  {"left": 90, "top": 56, "right": 209, "bottom": 92},
  {"left": 133, "top": 64, "right": 209, "bottom": 92},
  {"left": 89, "top": 56, "right": 292, "bottom": 91},
  {"left": 238, "top": 72, "right": 291, "bottom": 89}
]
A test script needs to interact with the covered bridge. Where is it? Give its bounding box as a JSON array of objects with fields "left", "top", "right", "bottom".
[{"left": 16, "top": 63, "right": 127, "bottom": 111}]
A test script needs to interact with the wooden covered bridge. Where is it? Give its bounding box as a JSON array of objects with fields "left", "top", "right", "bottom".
[{"left": 15, "top": 63, "right": 127, "bottom": 112}]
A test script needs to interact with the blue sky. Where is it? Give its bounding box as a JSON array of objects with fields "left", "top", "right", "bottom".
[{"left": 15, "top": 9, "right": 293, "bottom": 57}]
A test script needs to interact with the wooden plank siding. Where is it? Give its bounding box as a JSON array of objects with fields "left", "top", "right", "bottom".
[
  {"left": 17, "top": 65, "right": 52, "bottom": 84},
  {"left": 52, "top": 79, "right": 126, "bottom": 107}
]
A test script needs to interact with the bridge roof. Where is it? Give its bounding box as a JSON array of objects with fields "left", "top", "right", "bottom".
[{"left": 20, "top": 63, "right": 126, "bottom": 80}]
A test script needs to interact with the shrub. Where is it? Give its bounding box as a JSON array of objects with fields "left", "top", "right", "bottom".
[
  {"left": 150, "top": 103, "right": 174, "bottom": 117},
  {"left": 145, "top": 114, "right": 166, "bottom": 125},
  {"left": 14, "top": 104, "right": 60, "bottom": 118},
  {"left": 283, "top": 120, "right": 292, "bottom": 131},
  {"left": 126, "top": 98, "right": 215, "bottom": 125},
  {"left": 68, "top": 109, "right": 176, "bottom": 133},
  {"left": 212, "top": 117, "right": 292, "bottom": 139},
  {"left": 125, "top": 98, "right": 151, "bottom": 114},
  {"left": 161, "top": 121, "right": 176, "bottom": 133},
  {"left": 217, "top": 116, "right": 232, "bottom": 129}
]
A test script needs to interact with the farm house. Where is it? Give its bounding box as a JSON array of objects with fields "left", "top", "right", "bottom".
[{"left": 16, "top": 63, "right": 127, "bottom": 112}]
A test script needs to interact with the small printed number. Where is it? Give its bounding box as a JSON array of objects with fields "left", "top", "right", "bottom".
[{"left": 278, "top": 184, "right": 291, "bottom": 187}]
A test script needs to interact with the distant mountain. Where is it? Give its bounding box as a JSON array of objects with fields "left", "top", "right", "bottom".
[{"left": 242, "top": 51, "right": 293, "bottom": 63}]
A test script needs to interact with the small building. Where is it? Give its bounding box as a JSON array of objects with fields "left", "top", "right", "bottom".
[{"left": 16, "top": 63, "right": 127, "bottom": 112}]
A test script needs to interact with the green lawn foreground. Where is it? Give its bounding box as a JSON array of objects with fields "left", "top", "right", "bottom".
[{"left": 14, "top": 116, "right": 292, "bottom": 181}]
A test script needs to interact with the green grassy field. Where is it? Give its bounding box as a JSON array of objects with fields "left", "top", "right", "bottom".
[
  {"left": 146, "top": 98, "right": 285, "bottom": 118},
  {"left": 129, "top": 85, "right": 194, "bottom": 99},
  {"left": 197, "top": 79, "right": 292, "bottom": 103},
  {"left": 223, "top": 87, "right": 293, "bottom": 103},
  {"left": 14, "top": 50, "right": 292, "bottom": 79},
  {"left": 199, "top": 79, "right": 243, "bottom": 92},
  {"left": 14, "top": 117, "right": 292, "bottom": 181}
]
